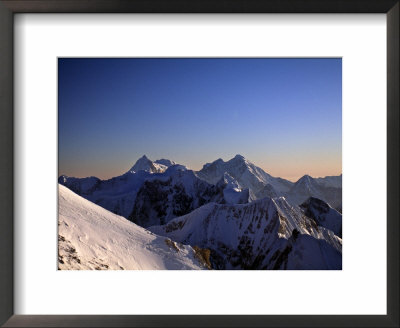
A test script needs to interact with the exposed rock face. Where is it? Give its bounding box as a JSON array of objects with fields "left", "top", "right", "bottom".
[
  {"left": 128, "top": 168, "right": 254, "bottom": 228},
  {"left": 128, "top": 169, "right": 226, "bottom": 227}
]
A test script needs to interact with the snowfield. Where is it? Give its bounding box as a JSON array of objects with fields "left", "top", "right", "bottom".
[{"left": 58, "top": 184, "right": 207, "bottom": 270}]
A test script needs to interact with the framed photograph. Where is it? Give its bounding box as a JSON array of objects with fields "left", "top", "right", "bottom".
[
  {"left": 0, "top": 0, "right": 398, "bottom": 327},
  {"left": 57, "top": 57, "right": 343, "bottom": 272}
]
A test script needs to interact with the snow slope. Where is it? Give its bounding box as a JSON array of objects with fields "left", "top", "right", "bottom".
[
  {"left": 149, "top": 197, "right": 342, "bottom": 270},
  {"left": 300, "top": 197, "right": 342, "bottom": 237},
  {"left": 58, "top": 184, "right": 207, "bottom": 270},
  {"left": 59, "top": 170, "right": 152, "bottom": 218}
]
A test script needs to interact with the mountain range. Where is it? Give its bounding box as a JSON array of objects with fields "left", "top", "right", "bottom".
[
  {"left": 59, "top": 154, "right": 342, "bottom": 220},
  {"left": 59, "top": 154, "right": 342, "bottom": 270}
]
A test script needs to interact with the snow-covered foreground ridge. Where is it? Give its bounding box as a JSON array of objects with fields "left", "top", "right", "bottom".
[{"left": 58, "top": 185, "right": 208, "bottom": 270}]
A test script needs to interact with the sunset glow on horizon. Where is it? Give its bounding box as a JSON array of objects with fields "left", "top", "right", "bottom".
[{"left": 58, "top": 58, "right": 342, "bottom": 182}]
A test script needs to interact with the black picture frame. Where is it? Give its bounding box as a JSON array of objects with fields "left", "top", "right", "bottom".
[{"left": 0, "top": 1, "right": 398, "bottom": 327}]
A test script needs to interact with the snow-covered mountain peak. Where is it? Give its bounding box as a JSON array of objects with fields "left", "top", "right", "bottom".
[
  {"left": 295, "top": 174, "right": 314, "bottom": 187},
  {"left": 196, "top": 155, "right": 293, "bottom": 198},
  {"left": 296, "top": 174, "right": 342, "bottom": 190},
  {"left": 233, "top": 154, "right": 246, "bottom": 161},
  {"left": 227, "top": 154, "right": 249, "bottom": 167},
  {"left": 201, "top": 158, "right": 223, "bottom": 170},
  {"left": 289, "top": 175, "right": 321, "bottom": 199},
  {"left": 130, "top": 155, "right": 151, "bottom": 170},
  {"left": 129, "top": 155, "right": 167, "bottom": 174},
  {"left": 154, "top": 159, "right": 176, "bottom": 167},
  {"left": 199, "top": 155, "right": 248, "bottom": 174},
  {"left": 165, "top": 164, "right": 188, "bottom": 174},
  {"left": 284, "top": 174, "right": 342, "bottom": 211}
]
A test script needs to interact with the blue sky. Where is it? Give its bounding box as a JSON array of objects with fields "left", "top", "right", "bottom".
[{"left": 58, "top": 58, "right": 342, "bottom": 181}]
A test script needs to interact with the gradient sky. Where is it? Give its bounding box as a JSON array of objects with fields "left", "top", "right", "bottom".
[{"left": 59, "top": 58, "right": 342, "bottom": 182}]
